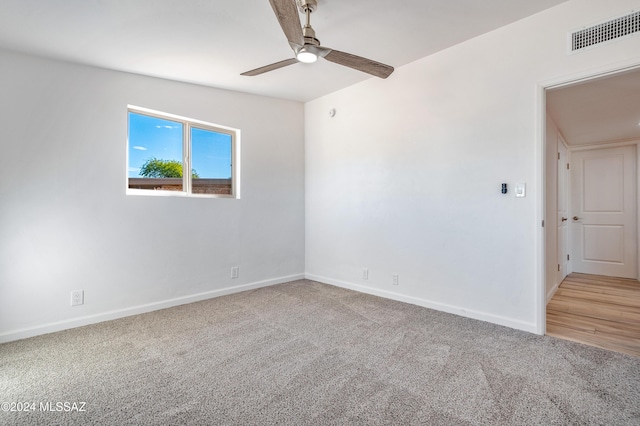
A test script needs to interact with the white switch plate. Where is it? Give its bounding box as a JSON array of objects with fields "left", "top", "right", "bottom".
[{"left": 515, "top": 183, "right": 526, "bottom": 198}]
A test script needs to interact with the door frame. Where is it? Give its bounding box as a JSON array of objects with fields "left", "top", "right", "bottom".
[
  {"left": 557, "top": 136, "right": 570, "bottom": 284},
  {"left": 536, "top": 60, "right": 640, "bottom": 335}
]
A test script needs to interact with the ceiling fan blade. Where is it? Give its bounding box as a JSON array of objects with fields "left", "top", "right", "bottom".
[
  {"left": 323, "top": 49, "right": 394, "bottom": 79},
  {"left": 241, "top": 58, "right": 299, "bottom": 76},
  {"left": 269, "top": 0, "right": 304, "bottom": 49}
]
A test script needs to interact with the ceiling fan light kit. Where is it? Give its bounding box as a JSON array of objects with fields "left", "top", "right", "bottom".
[
  {"left": 241, "top": 0, "right": 394, "bottom": 78},
  {"left": 296, "top": 47, "right": 317, "bottom": 63}
]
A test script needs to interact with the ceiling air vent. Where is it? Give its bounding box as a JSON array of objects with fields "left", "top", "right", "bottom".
[{"left": 570, "top": 10, "right": 640, "bottom": 52}]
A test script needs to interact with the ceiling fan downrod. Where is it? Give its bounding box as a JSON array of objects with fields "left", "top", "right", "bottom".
[{"left": 300, "top": 0, "right": 319, "bottom": 46}]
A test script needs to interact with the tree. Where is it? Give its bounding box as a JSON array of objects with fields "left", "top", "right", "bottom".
[{"left": 139, "top": 157, "right": 199, "bottom": 179}]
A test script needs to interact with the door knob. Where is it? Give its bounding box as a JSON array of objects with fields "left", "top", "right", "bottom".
[
  {"left": 573, "top": 216, "right": 582, "bottom": 221},
  {"left": 561, "top": 217, "right": 568, "bottom": 222}
]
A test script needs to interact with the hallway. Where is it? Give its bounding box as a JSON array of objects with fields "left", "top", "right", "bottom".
[{"left": 546, "top": 273, "right": 640, "bottom": 357}]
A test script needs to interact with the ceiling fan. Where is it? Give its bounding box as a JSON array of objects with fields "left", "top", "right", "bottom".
[{"left": 241, "top": 0, "right": 394, "bottom": 79}]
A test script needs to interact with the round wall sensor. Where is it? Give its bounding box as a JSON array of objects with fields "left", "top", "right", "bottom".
[{"left": 329, "top": 108, "right": 336, "bottom": 117}]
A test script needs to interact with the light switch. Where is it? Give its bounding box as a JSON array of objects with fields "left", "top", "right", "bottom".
[{"left": 515, "top": 183, "right": 526, "bottom": 198}]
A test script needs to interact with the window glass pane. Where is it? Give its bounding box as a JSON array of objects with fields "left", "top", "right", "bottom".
[
  {"left": 128, "top": 112, "right": 184, "bottom": 192},
  {"left": 191, "top": 127, "right": 232, "bottom": 195}
]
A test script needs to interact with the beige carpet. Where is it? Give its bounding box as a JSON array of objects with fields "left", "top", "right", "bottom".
[{"left": 1, "top": 279, "right": 639, "bottom": 425}]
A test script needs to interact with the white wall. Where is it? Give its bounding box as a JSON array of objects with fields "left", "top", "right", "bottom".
[
  {"left": 0, "top": 50, "right": 305, "bottom": 342},
  {"left": 305, "top": 0, "right": 640, "bottom": 333}
]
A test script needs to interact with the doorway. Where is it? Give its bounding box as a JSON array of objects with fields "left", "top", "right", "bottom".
[{"left": 542, "top": 66, "right": 640, "bottom": 353}]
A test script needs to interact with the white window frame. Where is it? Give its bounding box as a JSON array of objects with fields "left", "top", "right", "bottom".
[{"left": 126, "top": 105, "right": 240, "bottom": 199}]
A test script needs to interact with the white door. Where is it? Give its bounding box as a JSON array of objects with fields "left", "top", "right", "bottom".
[
  {"left": 557, "top": 139, "right": 569, "bottom": 281},
  {"left": 570, "top": 145, "right": 637, "bottom": 278}
]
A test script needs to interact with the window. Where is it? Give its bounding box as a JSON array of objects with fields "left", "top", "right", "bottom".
[{"left": 127, "top": 106, "right": 239, "bottom": 198}]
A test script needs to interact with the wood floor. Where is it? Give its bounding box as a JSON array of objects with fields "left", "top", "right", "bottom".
[{"left": 546, "top": 273, "right": 640, "bottom": 357}]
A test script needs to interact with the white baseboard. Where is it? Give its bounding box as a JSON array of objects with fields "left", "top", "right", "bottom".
[
  {"left": 305, "top": 273, "right": 538, "bottom": 334},
  {"left": 546, "top": 280, "right": 561, "bottom": 304},
  {"left": 1, "top": 272, "right": 539, "bottom": 343},
  {"left": 0, "top": 273, "right": 305, "bottom": 344}
]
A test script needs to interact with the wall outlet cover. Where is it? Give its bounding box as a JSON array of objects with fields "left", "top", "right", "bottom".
[{"left": 71, "top": 290, "right": 84, "bottom": 306}]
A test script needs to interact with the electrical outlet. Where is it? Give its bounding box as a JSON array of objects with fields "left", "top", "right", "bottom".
[
  {"left": 392, "top": 275, "right": 399, "bottom": 286},
  {"left": 71, "top": 290, "right": 84, "bottom": 306},
  {"left": 362, "top": 268, "right": 368, "bottom": 280},
  {"left": 231, "top": 266, "right": 239, "bottom": 279}
]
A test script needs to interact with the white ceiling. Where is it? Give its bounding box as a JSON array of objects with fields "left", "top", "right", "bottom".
[
  {"left": 0, "top": 0, "right": 566, "bottom": 102},
  {"left": 547, "top": 67, "right": 640, "bottom": 146}
]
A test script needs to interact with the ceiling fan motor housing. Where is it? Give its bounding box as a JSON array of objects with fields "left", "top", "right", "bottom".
[{"left": 303, "top": 25, "right": 320, "bottom": 46}]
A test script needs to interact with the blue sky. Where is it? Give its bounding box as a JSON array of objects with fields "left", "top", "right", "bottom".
[{"left": 128, "top": 112, "right": 232, "bottom": 179}]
